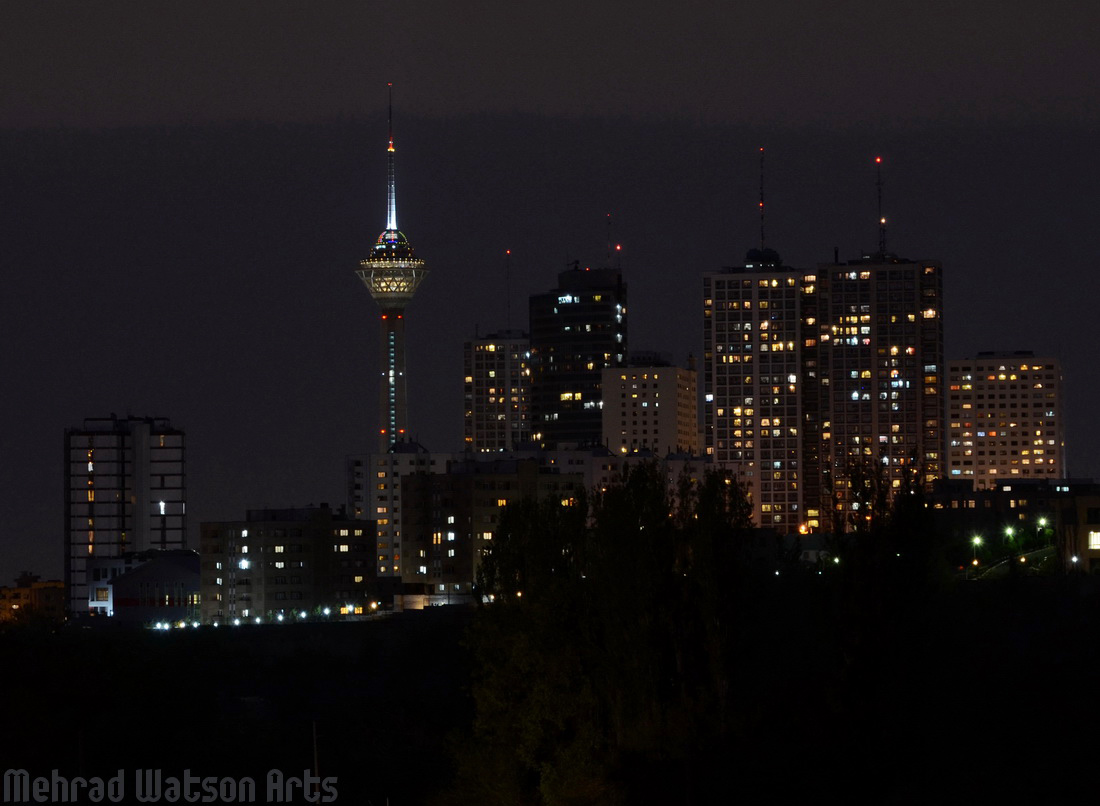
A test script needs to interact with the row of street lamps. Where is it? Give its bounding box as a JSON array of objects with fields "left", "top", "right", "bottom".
[{"left": 969, "top": 518, "right": 1050, "bottom": 571}]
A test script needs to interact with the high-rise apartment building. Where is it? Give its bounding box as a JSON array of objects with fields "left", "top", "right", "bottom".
[
  {"left": 64, "top": 415, "right": 186, "bottom": 617},
  {"left": 703, "top": 249, "right": 818, "bottom": 534},
  {"left": 602, "top": 362, "right": 699, "bottom": 456},
  {"left": 464, "top": 330, "right": 531, "bottom": 452},
  {"left": 703, "top": 247, "right": 944, "bottom": 534},
  {"left": 815, "top": 253, "right": 944, "bottom": 510},
  {"left": 947, "top": 352, "right": 1064, "bottom": 489},
  {"left": 529, "top": 266, "right": 627, "bottom": 448},
  {"left": 356, "top": 88, "right": 428, "bottom": 451}
]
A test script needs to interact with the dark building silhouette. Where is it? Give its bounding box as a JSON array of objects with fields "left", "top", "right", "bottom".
[
  {"left": 199, "top": 504, "right": 379, "bottom": 624},
  {"left": 401, "top": 457, "right": 585, "bottom": 603},
  {"left": 529, "top": 266, "right": 627, "bottom": 448},
  {"left": 0, "top": 573, "right": 64, "bottom": 624},
  {"left": 108, "top": 549, "right": 200, "bottom": 624}
]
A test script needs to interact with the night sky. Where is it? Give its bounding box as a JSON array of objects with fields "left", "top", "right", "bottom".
[{"left": 2, "top": 1, "right": 1099, "bottom": 578}]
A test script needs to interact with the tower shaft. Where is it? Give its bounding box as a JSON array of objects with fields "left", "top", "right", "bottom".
[{"left": 378, "top": 308, "right": 409, "bottom": 450}]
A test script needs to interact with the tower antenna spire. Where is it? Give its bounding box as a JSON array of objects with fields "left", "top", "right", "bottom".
[
  {"left": 386, "top": 83, "right": 397, "bottom": 232},
  {"left": 875, "top": 156, "right": 886, "bottom": 255},
  {"left": 759, "top": 146, "right": 766, "bottom": 252}
]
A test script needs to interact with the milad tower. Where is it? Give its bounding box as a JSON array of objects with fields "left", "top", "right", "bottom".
[{"left": 356, "top": 86, "right": 428, "bottom": 451}]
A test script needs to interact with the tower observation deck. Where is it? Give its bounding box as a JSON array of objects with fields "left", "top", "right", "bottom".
[{"left": 356, "top": 86, "right": 428, "bottom": 451}]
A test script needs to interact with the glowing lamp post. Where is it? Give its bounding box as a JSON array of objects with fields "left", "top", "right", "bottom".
[{"left": 969, "top": 536, "right": 982, "bottom": 578}]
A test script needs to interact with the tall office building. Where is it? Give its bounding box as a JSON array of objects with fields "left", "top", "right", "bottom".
[
  {"left": 64, "top": 415, "right": 186, "bottom": 617},
  {"left": 815, "top": 252, "right": 944, "bottom": 512},
  {"left": 703, "top": 249, "right": 818, "bottom": 534},
  {"left": 947, "top": 352, "right": 1064, "bottom": 489},
  {"left": 464, "top": 330, "right": 532, "bottom": 452},
  {"left": 529, "top": 265, "right": 627, "bottom": 448},
  {"left": 356, "top": 87, "right": 428, "bottom": 451}
]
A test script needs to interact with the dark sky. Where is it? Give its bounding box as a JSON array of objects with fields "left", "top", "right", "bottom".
[{"left": 3, "top": 1, "right": 1099, "bottom": 578}]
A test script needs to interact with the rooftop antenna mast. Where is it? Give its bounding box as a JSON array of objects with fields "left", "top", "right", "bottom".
[
  {"left": 758, "top": 146, "right": 766, "bottom": 251},
  {"left": 875, "top": 156, "right": 886, "bottom": 255},
  {"left": 606, "top": 212, "right": 612, "bottom": 265},
  {"left": 504, "top": 249, "right": 512, "bottom": 330}
]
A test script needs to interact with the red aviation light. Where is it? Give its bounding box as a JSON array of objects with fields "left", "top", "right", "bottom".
[{"left": 875, "top": 156, "right": 882, "bottom": 164}]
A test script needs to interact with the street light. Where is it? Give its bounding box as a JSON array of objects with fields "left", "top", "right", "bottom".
[
  {"left": 1036, "top": 517, "right": 1048, "bottom": 547},
  {"left": 971, "top": 535, "right": 982, "bottom": 561}
]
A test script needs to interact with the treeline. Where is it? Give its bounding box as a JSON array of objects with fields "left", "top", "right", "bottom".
[{"left": 442, "top": 462, "right": 976, "bottom": 804}]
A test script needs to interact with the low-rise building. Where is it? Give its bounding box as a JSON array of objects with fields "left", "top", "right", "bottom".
[
  {"left": 199, "top": 504, "right": 378, "bottom": 624},
  {"left": 0, "top": 574, "right": 64, "bottom": 625}
]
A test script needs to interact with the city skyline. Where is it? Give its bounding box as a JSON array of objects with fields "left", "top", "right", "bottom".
[{"left": 3, "top": 2, "right": 1099, "bottom": 578}]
